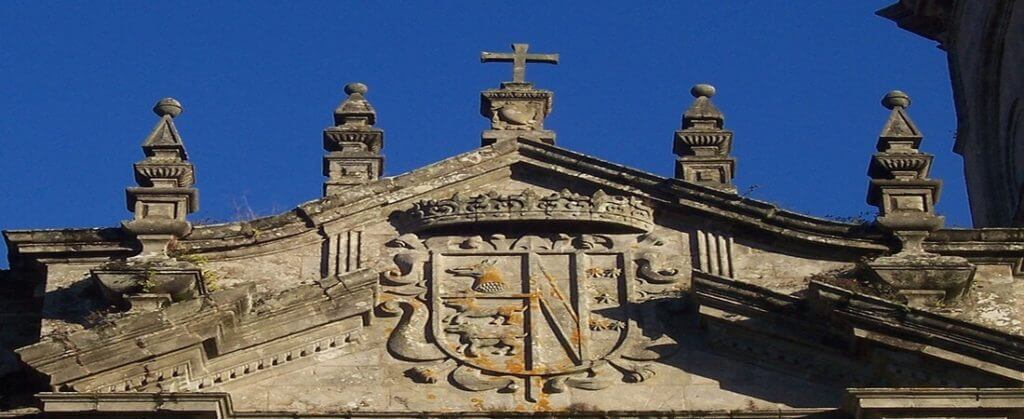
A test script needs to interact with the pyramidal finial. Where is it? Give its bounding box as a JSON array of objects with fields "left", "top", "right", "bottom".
[
  {"left": 142, "top": 98, "right": 188, "bottom": 160},
  {"left": 123, "top": 98, "right": 199, "bottom": 258},
  {"left": 864, "top": 89, "right": 975, "bottom": 307},
  {"left": 877, "top": 90, "right": 922, "bottom": 143},
  {"left": 673, "top": 83, "right": 736, "bottom": 191},
  {"left": 334, "top": 83, "right": 376, "bottom": 126},
  {"left": 91, "top": 98, "right": 205, "bottom": 312},
  {"left": 323, "top": 82, "right": 384, "bottom": 196},
  {"left": 866, "top": 89, "right": 941, "bottom": 247},
  {"left": 683, "top": 83, "right": 724, "bottom": 128}
]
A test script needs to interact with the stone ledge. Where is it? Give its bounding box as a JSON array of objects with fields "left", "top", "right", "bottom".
[
  {"left": 16, "top": 269, "right": 378, "bottom": 392},
  {"left": 845, "top": 387, "right": 1024, "bottom": 418},
  {"left": 693, "top": 270, "right": 1024, "bottom": 384},
  {"left": 34, "top": 391, "right": 834, "bottom": 418}
]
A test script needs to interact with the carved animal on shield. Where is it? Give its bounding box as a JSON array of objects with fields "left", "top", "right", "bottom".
[
  {"left": 443, "top": 297, "right": 526, "bottom": 325},
  {"left": 444, "top": 323, "right": 525, "bottom": 358},
  {"left": 447, "top": 259, "right": 507, "bottom": 293}
]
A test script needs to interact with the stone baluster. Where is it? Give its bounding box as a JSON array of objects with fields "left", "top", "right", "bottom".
[
  {"left": 322, "top": 83, "right": 384, "bottom": 196},
  {"left": 673, "top": 84, "right": 736, "bottom": 192},
  {"left": 864, "top": 91, "right": 975, "bottom": 307}
]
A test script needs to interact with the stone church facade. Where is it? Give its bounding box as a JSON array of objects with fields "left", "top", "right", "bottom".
[{"left": 5, "top": 37, "right": 1024, "bottom": 417}]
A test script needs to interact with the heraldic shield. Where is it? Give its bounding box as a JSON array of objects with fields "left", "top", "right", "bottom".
[
  {"left": 432, "top": 249, "right": 631, "bottom": 376},
  {"left": 378, "top": 190, "right": 685, "bottom": 402}
]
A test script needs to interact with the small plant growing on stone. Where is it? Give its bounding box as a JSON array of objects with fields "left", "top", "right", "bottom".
[
  {"left": 140, "top": 269, "right": 157, "bottom": 293},
  {"left": 823, "top": 210, "right": 877, "bottom": 224},
  {"left": 178, "top": 254, "right": 221, "bottom": 292},
  {"left": 806, "top": 262, "right": 899, "bottom": 300}
]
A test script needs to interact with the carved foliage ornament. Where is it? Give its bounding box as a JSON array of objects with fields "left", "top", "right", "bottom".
[
  {"left": 378, "top": 231, "right": 684, "bottom": 403},
  {"left": 400, "top": 189, "right": 654, "bottom": 233}
]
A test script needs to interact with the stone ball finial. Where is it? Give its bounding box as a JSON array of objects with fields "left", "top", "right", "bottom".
[
  {"left": 153, "top": 98, "right": 183, "bottom": 118},
  {"left": 882, "top": 90, "right": 911, "bottom": 109},
  {"left": 691, "top": 84, "right": 716, "bottom": 98},
  {"left": 344, "top": 83, "right": 368, "bottom": 96}
]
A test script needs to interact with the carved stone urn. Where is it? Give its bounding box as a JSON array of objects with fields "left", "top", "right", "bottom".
[{"left": 92, "top": 259, "right": 206, "bottom": 311}]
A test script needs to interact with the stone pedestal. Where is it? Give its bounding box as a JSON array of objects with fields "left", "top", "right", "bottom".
[
  {"left": 866, "top": 253, "right": 976, "bottom": 306},
  {"left": 480, "top": 82, "right": 555, "bottom": 145},
  {"left": 92, "top": 259, "right": 205, "bottom": 311}
]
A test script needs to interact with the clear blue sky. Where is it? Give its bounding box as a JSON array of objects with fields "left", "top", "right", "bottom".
[{"left": 0, "top": 2, "right": 962, "bottom": 268}]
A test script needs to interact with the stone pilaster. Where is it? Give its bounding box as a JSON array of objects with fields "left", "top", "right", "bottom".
[
  {"left": 323, "top": 83, "right": 384, "bottom": 196},
  {"left": 673, "top": 84, "right": 736, "bottom": 191},
  {"left": 864, "top": 91, "right": 974, "bottom": 307},
  {"left": 92, "top": 98, "right": 205, "bottom": 312}
]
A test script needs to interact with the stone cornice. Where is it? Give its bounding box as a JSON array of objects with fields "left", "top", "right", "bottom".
[
  {"left": 876, "top": 0, "right": 956, "bottom": 47},
  {"left": 34, "top": 392, "right": 833, "bottom": 418},
  {"left": 37, "top": 388, "right": 1024, "bottom": 417},
  {"left": 844, "top": 388, "right": 1024, "bottom": 418},
  {"left": 16, "top": 268, "right": 378, "bottom": 391},
  {"left": 693, "top": 270, "right": 1024, "bottom": 382},
  {"left": 8, "top": 139, "right": 1024, "bottom": 264}
]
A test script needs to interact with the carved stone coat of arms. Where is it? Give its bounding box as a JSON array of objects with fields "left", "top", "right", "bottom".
[{"left": 378, "top": 189, "right": 685, "bottom": 402}]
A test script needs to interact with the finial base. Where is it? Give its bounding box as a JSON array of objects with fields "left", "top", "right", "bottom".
[
  {"left": 92, "top": 260, "right": 206, "bottom": 312},
  {"left": 480, "top": 86, "right": 554, "bottom": 134},
  {"left": 675, "top": 157, "right": 736, "bottom": 192},
  {"left": 482, "top": 130, "right": 555, "bottom": 146},
  {"left": 323, "top": 154, "right": 383, "bottom": 195},
  {"left": 865, "top": 253, "right": 975, "bottom": 307}
]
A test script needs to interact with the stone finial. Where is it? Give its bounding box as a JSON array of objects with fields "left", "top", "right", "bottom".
[
  {"left": 123, "top": 98, "right": 199, "bottom": 257},
  {"left": 93, "top": 98, "right": 206, "bottom": 312},
  {"left": 334, "top": 82, "right": 376, "bottom": 126},
  {"left": 323, "top": 83, "right": 384, "bottom": 196},
  {"left": 867, "top": 91, "right": 939, "bottom": 235},
  {"left": 672, "top": 83, "right": 736, "bottom": 191},
  {"left": 479, "top": 43, "right": 559, "bottom": 146},
  {"left": 864, "top": 91, "right": 974, "bottom": 307}
]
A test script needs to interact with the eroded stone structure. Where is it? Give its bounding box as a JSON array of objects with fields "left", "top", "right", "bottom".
[
  {"left": 878, "top": 0, "right": 1024, "bottom": 227},
  {"left": 5, "top": 43, "right": 1024, "bottom": 418}
]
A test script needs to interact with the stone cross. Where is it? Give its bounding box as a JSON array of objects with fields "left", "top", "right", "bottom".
[{"left": 481, "top": 43, "right": 559, "bottom": 83}]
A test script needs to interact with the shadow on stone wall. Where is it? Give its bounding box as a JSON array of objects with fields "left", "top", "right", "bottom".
[{"left": 597, "top": 297, "right": 845, "bottom": 408}]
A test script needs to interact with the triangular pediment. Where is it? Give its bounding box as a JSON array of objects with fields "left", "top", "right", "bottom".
[
  {"left": 10, "top": 139, "right": 1024, "bottom": 417},
  {"left": 170, "top": 138, "right": 888, "bottom": 256}
]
